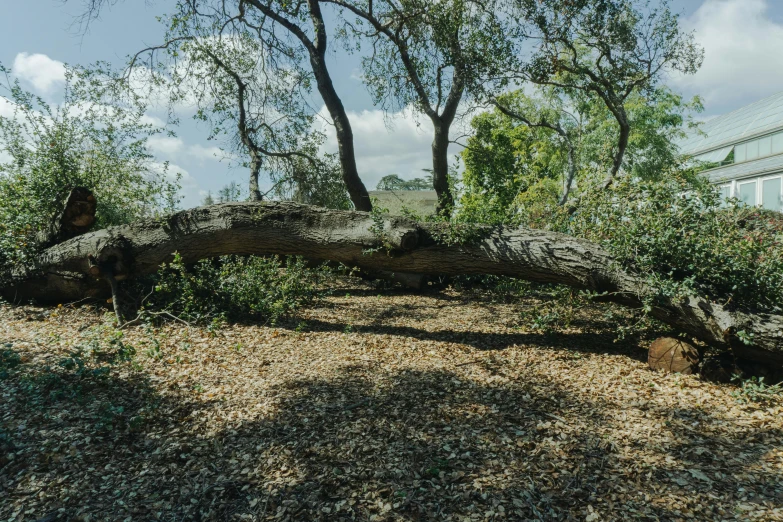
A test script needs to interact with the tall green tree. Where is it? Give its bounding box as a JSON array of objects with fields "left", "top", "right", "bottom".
[
  {"left": 145, "top": 16, "right": 334, "bottom": 203},
  {"left": 460, "top": 86, "right": 701, "bottom": 223},
  {"left": 325, "top": 0, "right": 516, "bottom": 216},
  {"left": 82, "top": 0, "right": 372, "bottom": 211},
  {"left": 506, "top": 0, "right": 703, "bottom": 190}
]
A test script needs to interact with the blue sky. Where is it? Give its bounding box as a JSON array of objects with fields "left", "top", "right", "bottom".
[{"left": 3, "top": 0, "right": 783, "bottom": 206}]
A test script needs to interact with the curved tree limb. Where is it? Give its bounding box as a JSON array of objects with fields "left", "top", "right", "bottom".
[{"left": 3, "top": 202, "right": 782, "bottom": 366}]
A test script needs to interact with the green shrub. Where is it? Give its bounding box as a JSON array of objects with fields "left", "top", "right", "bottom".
[
  {"left": 148, "top": 253, "right": 328, "bottom": 324},
  {"left": 0, "top": 63, "right": 180, "bottom": 282},
  {"left": 731, "top": 376, "right": 783, "bottom": 404},
  {"left": 557, "top": 173, "right": 783, "bottom": 312},
  {"left": 453, "top": 161, "right": 783, "bottom": 319}
]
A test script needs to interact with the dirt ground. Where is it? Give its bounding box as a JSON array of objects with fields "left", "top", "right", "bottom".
[{"left": 1, "top": 282, "right": 782, "bottom": 521}]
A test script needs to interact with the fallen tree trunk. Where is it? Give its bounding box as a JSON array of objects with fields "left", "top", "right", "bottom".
[{"left": 3, "top": 201, "right": 782, "bottom": 366}]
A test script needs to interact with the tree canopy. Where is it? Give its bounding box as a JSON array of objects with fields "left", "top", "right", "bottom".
[
  {"left": 376, "top": 174, "right": 433, "bottom": 191},
  {"left": 459, "top": 85, "right": 703, "bottom": 223}
]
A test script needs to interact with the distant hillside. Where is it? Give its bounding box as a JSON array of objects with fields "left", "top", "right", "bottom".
[{"left": 369, "top": 190, "right": 438, "bottom": 216}]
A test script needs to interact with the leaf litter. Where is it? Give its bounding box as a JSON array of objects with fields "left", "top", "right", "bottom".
[{"left": 1, "top": 281, "right": 781, "bottom": 521}]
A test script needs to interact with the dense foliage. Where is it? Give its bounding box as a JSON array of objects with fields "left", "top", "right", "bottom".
[
  {"left": 453, "top": 79, "right": 783, "bottom": 314},
  {"left": 148, "top": 253, "right": 329, "bottom": 325},
  {"left": 459, "top": 87, "right": 701, "bottom": 226},
  {"left": 560, "top": 174, "right": 783, "bottom": 313},
  {"left": 0, "top": 64, "right": 180, "bottom": 279}
]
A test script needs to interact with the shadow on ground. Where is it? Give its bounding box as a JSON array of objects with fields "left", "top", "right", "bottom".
[{"left": 2, "top": 337, "right": 781, "bottom": 521}]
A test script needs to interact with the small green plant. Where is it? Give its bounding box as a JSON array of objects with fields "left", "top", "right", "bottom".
[
  {"left": 0, "top": 345, "right": 22, "bottom": 379},
  {"left": 145, "top": 340, "right": 163, "bottom": 360},
  {"left": 365, "top": 203, "right": 394, "bottom": 254},
  {"left": 207, "top": 317, "right": 226, "bottom": 336},
  {"left": 148, "top": 253, "right": 328, "bottom": 325},
  {"left": 427, "top": 214, "right": 491, "bottom": 247},
  {"left": 731, "top": 376, "right": 783, "bottom": 404},
  {"left": 518, "top": 285, "right": 584, "bottom": 334}
]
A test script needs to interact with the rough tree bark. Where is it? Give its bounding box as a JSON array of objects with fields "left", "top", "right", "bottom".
[{"left": 3, "top": 202, "right": 782, "bottom": 366}]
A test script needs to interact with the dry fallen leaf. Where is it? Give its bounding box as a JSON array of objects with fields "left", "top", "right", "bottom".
[{"left": 1, "top": 283, "right": 781, "bottom": 521}]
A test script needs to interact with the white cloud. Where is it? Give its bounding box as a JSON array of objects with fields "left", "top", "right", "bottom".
[
  {"left": 148, "top": 136, "right": 226, "bottom": 164},
  {"left": 187, "top": 144, "right": 226, "bottom": 163},
  {"left": 672, "top": 0, "right": 783, "bottom": 112},
  {"left": 147, "top": 136, "right": 186, "bottom": 157},
  {"left": 350, "top": 68, "right": 365, "bottom": 82},
  {"left": 12, "top": 53, "right": 66, "bottom": 94},
  {"left": 0, "top": 97, "right": 17, "bottom": 118},
  {"left": 140, "top": 114, "right": 166, "bottom": 127},
  {"left": 315, "top": 105, "right": 467, "bottom": 189},
  {"left": 0, "top": 149, "right": 11, "bottom": 166},
  {"left": 149, "top": 160, "right": 192, "bottom": 182}
]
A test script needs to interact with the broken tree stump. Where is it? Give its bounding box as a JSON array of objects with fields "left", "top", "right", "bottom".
[
  {"left": 37, "top": 187, "right": 97, "bottom": 248},
  {"left": 648, "top": 337, "right": 700, "bottom": 375}
]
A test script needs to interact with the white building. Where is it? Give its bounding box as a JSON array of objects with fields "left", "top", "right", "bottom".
[{"left": 680, "top": 91, "right": 783, "bottom": 211}]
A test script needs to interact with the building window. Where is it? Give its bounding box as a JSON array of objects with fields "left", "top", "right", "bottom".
[
  {"left": 759, "top": 135, "right": 772, "bottom": 157},
  {"left": 738, "top": 180, "right": 757, "bottom": 206},
  {"left": 718, "top": 184, "right": 732, "bottom": 207},
  {"left": 773, "top": 133, "right": 783, "bottom": 155},
  {"left": 746, "top": 140, "right": 759, "bottom": 161},
  {"left": 734, "top": 143, "right": 746, "bottom": 162},
  {"left": 728, "top": 131, "right": 783, "bottom": 165},
  {"left": 762, "top": 177, "right": 782, "bottom": 211}
]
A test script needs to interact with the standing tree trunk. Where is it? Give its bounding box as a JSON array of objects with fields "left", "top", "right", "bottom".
[
  {"left": 603, "top": 115, "right": 630, "bottom": 190},
  {"left": 318, "top": 0, "right": 466, "bottom": 217},
  {"left": 309, "top": 54, "right": 371, "bottom": 211},
  {"left": 431, "top": 120, "right": 455, "bottom": 216},
  {"left": 239, "top": 0, "right": 372, "bottom": 211},
  {"left": 4, "top": 201, "right": 783, "bottom": 367},
  {"left": 306, "top": 0, "right": 370, "bottom": 211},
  {"left": 248, "top": 154, "right": 263, "bottom": 202}
]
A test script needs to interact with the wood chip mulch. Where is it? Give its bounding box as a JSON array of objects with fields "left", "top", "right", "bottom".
[{"left": 1, "top": 283, "right": 781, "bottom": 521}]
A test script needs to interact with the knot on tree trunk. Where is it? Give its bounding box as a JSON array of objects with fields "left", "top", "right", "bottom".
[
  {"left": 384, "top": 227, "right": 419, "bottom": 251},
  {"left": 87, "top": 237, "right": 134, "bottom": 281}
]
